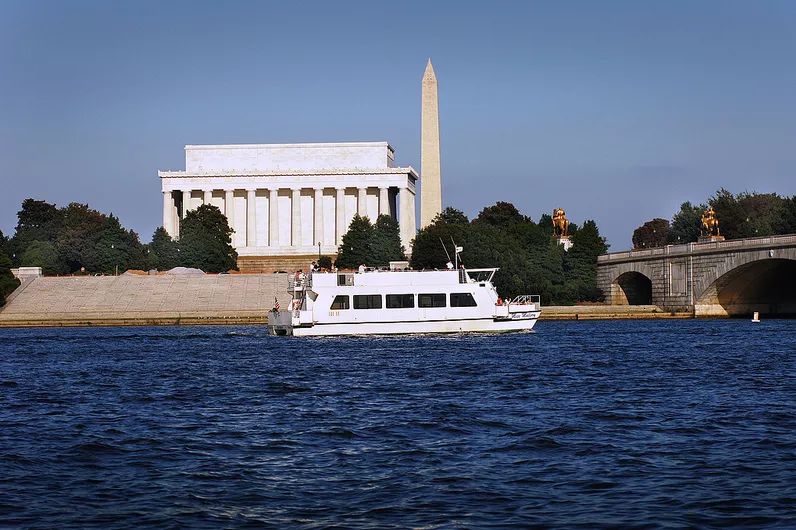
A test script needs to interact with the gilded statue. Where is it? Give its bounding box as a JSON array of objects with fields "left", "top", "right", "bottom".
[
  {"left": 700, "top": 207, "right": 721, "bottom": 237},
  {"left": 552, "top": 208, "right": 569, "bottom": 238}
]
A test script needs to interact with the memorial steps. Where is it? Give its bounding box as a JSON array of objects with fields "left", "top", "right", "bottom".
[
  {"left": 238, "top": 255, "right": 330, "bottom": 274},
  {"left": 0, "top": 274, "right": 293, "bottom": 327}
]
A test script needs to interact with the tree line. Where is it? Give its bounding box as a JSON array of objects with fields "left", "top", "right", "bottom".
[
  {"left": 334, "top": 214, "right": 405, "bottom": 269},
  {"left": 333, "top": 202, "right": 609, "bottom": 304},
  {"left": 633, "top": 189, "right": 796, "bottom": 249},
  {"left": 408, "top": 202, "right": 608, "bottom": 305},
  {"left": 3, "top": 198, "right": 237, "bottom": 276},
  {"left": 2, "top": 197, "right": 609, "bottom": 306},
  {"left": 0, "top": 231, "right": 20, "bottom": 306}
]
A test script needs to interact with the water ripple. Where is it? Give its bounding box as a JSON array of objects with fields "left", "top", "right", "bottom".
[{"left": 1, "top": 319, "right": 795, "bottom": 528}]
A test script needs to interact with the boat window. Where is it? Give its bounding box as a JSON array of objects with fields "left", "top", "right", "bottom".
[
  {"left": 450, "top": 293, "right": 478, "bottom": 307},
  {"left": 418, "top": 293, "right": 446, "bottom": 308},
  {"left": 353, "top": 294, "right": 382, "bottom": 309},
  {"left": 386, "top": 294, "right": 414, "bottom": 308},
  {"left": 337, "top": 274, "right": 354, "bottom": 286},
  {"left": 330, "top": 295, "right": 350, "bottom": 310}
]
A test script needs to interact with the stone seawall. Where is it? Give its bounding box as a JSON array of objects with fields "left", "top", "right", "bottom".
[
  {"left": 0, "top": 274, "right": 293, "bottom": 327},
  {"left": 541, "top": 305, "right": 693, "bottom": 320},
  {"left": 1, "top": 275, "right": 695, "bottom": 328}
]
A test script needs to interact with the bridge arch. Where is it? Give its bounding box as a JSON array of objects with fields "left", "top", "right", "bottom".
[
  {"left": 611, "top": 271, "right": 653, "bottom": 305},
  {"left": 695, "top": 258, "right": 796, "bottom": 317}
]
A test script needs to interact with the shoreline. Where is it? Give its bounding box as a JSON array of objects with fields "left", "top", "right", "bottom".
[{"left": 0, "top": 305, "right": 695, "bottom": 328}]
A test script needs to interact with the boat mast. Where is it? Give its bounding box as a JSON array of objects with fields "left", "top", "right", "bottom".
[{"left": 439, "top": 237, "right": 453, "bottom": 268}]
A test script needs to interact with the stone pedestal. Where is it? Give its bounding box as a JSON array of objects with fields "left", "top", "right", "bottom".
[
  {"left": 555, "top": 236, "right": 573, "bottom": 251},
  {"left": 698, "top": 235, "right": 725, "bottom": 243}
]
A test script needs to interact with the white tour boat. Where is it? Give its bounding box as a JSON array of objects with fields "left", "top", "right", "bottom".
[{"left": 267, "top": 267, "right": 540, "bottom": 336}]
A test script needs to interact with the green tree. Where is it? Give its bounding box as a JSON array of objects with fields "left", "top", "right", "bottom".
[
  {"left": 774, "top": 196, "right": 796, "bottom": 234},
  {"left": 462, "top": 222, "right": 531, "bottom": 298},
  {"left": 668, "top": 202, "right": 704, "bottom": 244},
  {"left": 10, "top": 198, "right": 63, "bottom": 264},
  {"left": 370, "top": 215, "right": 405, "bottom": 267},
  {"left": 318, "top": 255, "right": 333, "bottom": 270},
  {"left": 56, "top": 203, "right": 108, "bottom": 272},
  {"left": 538, "top": 213, "right": 554, "bottom": 238},
  {"left": 410, "top": 208, "right": 471, "bottom": 269},
  {"left": 436, "top": 207, "right": 469, "bottom": 225},
  {"left": 178, "top": 204, "right": 238, "bottom": 273},
  {"left": 735, "top": 192, "right": 783, "bottom": 238},
  {"left": 632, "top": 218, "right": 670, "bottom": 249},
  {"left": 335, "top": 215, "right": 374, "bottom": 269},
  {"left": 709, "top": 188, "right": 746, "bottom": 239},
  {"left": 0, "top": 230, "right": 8, "bottom": 259},
  {"left": 509, "top": 220, "right": 549, "bottom": 251},
  {"left": 707, "top": 189, "right": 785, "bottom": 239},
  {"left": 564, "top": 220, "right": 608, "bottom": 302},
  {"left": 529, "top": 242, "right": 566, "bottom": 305},
  {"left": 92, "top": 215, "right": 146, "bottom": 274},
  {"left": 20, "top": 241, "right": 61, "bottom": 275},
  {"left": 411, "top": 203, "right": 608, "bottom": 304},
  {"left": 0, "top": 251, "right": 20, "bottom": 307},
  {"left": 52, "top": 204, "right": 145, "bottom": 274},
  {"left": 147, "top": 227, "right": 179, "bottom": 271},
  {"left": 473, "top": 201, "right": 526, "bottom": 228}
]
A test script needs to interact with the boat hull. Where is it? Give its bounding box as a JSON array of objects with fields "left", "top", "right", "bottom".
[{"left": 269, "top": 313, "right": 540, "bottom": 337}]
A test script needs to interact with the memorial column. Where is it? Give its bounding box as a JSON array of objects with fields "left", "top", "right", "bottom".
[
  {"left": 379, "top": 187, "right": 389, "bottom": 217},
  {"left": 246, "top": 189, "right": 256, "bottom": 247},
  {"left": 313, "top": 188, "right": 324, "bottom": 246},
  {"left": 224, "top": 189, "right": 234, "bottom": 224},
  {"left": 398, "top": 187, "right": 414, "bottom": 251},
  {"left": 335, "top": 187, "right": 346, "bottom": 245},
  {"left": 203, "top": 189, "right": 213, "bottom": 205},
  {"left": 268, "top": 188, "right": 279, "bottom": 246},
  {"left": 357, "top": 187, "right": 368, "bottom": 217},
  {"left": 173, "top": 198, "right": 179, "bottom": 238},
  {"left": 181, "top": 190, "right": 191, "bottom": 218},
  {"left": 162, "top": 191, "right": 175, "bottom": 238},
  {"left": 291, "top": 188, "right": 302, "bottom": 246}
]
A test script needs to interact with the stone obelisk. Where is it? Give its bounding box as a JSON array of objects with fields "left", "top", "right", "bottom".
[{"left": 421, "top": 58, "right": 441, "bottom": 228}]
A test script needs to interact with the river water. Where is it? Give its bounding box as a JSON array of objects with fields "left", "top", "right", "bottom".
[{"left": 1, "top": 320, "right": 794, "bottom": 528}]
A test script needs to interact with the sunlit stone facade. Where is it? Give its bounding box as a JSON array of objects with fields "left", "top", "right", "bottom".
[{"left": 159, "top": 142, "right": 418, "bottom": 270}]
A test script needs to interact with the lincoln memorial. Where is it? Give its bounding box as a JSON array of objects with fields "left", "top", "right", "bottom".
[{"left": 159, "top": 142, "right": 418, "bottom": 271}]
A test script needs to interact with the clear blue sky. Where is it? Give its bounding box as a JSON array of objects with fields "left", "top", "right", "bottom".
[{"left": 2, "top": 0, "right": 795, "bottom": 249}]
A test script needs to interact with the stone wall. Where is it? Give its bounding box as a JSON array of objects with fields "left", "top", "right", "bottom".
[
  {"left": 597, "top": 235, "right": 796, "bottom": 316},
  {"left": 0, "top": 274, "right": 293, "bottom": 327}
]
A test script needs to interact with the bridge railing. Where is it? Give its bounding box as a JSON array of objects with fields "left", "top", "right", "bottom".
[{"left": 598, "top": 234, "right": 796, "bottom": 263}]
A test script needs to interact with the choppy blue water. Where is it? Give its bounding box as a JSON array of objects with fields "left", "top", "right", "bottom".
[{"left": 1, "top": 320, "right": 795, "bottom": 529}]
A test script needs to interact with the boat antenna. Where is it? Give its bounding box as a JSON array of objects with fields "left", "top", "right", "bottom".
[
  {"left": 439, "top": 237, "right": 452, "bottom": 264},
  {"left": 450, "top": 236, "right": 463, "bottom": 269}
]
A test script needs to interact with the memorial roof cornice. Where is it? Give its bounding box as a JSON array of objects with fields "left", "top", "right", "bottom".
[
  {"left": 184, "top": 141, "right": 395, "bottom": 153},
  {"left": 159, "top": 167, "right": 418, "bottom": 179}
]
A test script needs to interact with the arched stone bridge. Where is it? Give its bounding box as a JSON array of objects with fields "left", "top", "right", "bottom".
[{"left": 596, "top": 234, "right": 796, "bottom": 317}]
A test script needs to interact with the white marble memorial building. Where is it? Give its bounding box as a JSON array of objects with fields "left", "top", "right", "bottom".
[{"left": 159, "top": 142, "right": 418, "bottom": 271}]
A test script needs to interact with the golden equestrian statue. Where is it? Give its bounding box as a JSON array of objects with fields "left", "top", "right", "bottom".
[
  {"left": 552, "top": 208, "right": 569, "bottom": 238},
  {"left": 700, "top": 206, "right": 721, "bottom": 237}
]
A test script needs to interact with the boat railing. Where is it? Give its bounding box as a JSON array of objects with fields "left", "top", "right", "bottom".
[
  {"left": 465, "top": 268, "right": 498, "bottom": 283},
  {"left": 287, "top": 275, "right": 310, "bottom": 291},
  {"left": 507, "top": 295, "right": 540, "bottom": 306}
]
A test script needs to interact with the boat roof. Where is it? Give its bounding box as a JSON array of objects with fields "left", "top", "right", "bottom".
[{"left": 308, "top": 268, "right": 497, "bottom": 288}]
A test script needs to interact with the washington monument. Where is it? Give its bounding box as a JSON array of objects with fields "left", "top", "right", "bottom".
[{"left": 421, "top": 58, "right": 441, "bottom": 228}]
